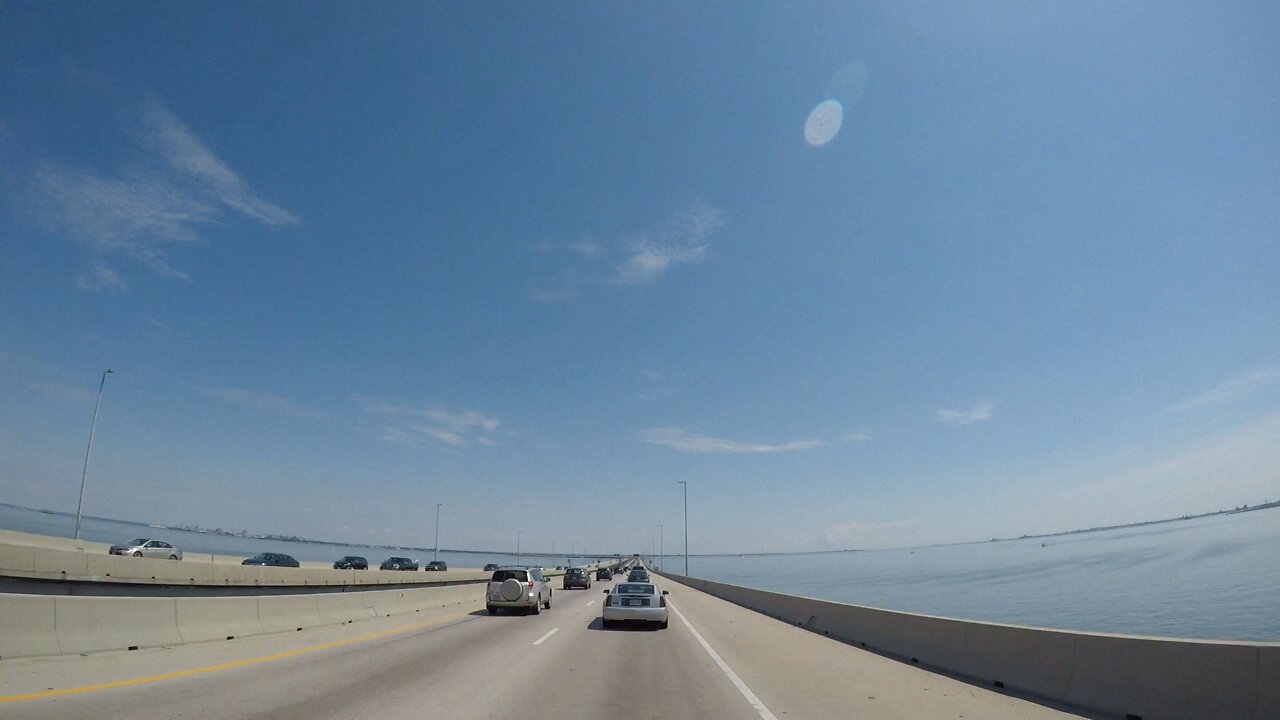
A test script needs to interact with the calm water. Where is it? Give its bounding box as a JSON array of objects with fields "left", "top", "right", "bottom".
[
  {"left": 662, "top": 509, "right": 1280, "bottom": 641},
  {"left": 0, "top": 504, "right": 599, "bottom": 571},
  {"left": 3, "top": 503, "right": 1276, "bottom": 640}
]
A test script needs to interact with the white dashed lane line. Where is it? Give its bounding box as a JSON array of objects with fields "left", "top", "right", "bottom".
[
  {"left": 585, "top": 600, "right": 595, "bottom": 607},
  {"left": 532, "top": 628, "right": 560, "bottom": 646}
]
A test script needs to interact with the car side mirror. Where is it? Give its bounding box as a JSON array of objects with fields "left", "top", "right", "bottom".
[
  {"left": 602, "top": 589, "right": 609, "bottom": 594},
  {"left": 662, "top": 590, "right": 669, "bottom": 595}
]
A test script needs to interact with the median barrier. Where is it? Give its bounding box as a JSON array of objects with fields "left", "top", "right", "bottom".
[
  {"left": 257, "top": 595, "right": 323, "bottom": 634},
  {"left": 0, "top": 543, "right": 36, "bottom": 573},
  {"left": 54, "top": 595, "right": 184, "bottom": 656},
  {"left": 32, "top": 546, "right": 88, "bottom": 576},
  {"left": 0, "top": 594, "right": 59, "bottom": 658},
  {"left": 176, "top": 597, "right": 265, "bottom": 643},
  {"left": 658, "top": 572, "right": 1279, "bottom": 720},
  {"left": 316, "top": 592, "right": 378, "bottom": 625}
]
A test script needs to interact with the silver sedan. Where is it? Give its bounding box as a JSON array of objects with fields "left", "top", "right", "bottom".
[
  {"left": 108, "top": 538, "right": 183, "bottom": 560},
  {"left": 602, "top": 582, "right": 669, "bottom": 629}
]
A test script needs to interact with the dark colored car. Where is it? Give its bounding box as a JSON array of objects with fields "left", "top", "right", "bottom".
[
  {"left": 333, "top": 555, "right": 368, "bottom": 570},
  {"left": 563, "top": 567, "right": 592, "bottom": 589},
  {"left": 423, "top": 560, "right": 448, "bottom": 571},
  {"left": 596, "top": 568, "right": 613, "bottom": 581},
  {"left": 380, "top": 556, "right": 418, "bottom": 571},
  {"left": 483, "top": 563, "right": 500, "bottom": 571},
  {"left": 628, "top": 569, "right": 649, "bottom": 583},
  {"left": 243, "top": 552, "right": 300, "bottom": 567}
]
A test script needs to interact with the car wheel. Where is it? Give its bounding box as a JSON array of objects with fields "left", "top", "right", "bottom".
[
  {"left": 531, "top": 601, "right": 541, "bottom": 615},
  {"left": 132, "top": 551, "right": 143, "bottom": 557},
  {"left": 487, "top": 605, "right": 497, "bottom": 615},
  {"left": 169, "top": 555, "right": 178, "bottom": 560},
  {"left": 659, "top": 619, "right": 669, "bottom": 630},
  {"left": 545, "top": 592, "right": 552, "bottom": 609}
]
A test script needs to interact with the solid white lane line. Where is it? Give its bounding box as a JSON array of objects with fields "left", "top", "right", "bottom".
[
  {"left": 669, "top": 604, "right": 779, "bottom": 720},
  {"left": 532, "top": 628, "right": 560, "bottom": 646}
]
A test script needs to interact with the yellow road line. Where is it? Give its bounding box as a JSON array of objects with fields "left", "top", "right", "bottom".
[{"left": 0, "top": 611, "right": 473, "bottom": 704}]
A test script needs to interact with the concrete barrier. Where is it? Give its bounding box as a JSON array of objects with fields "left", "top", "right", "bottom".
[
  {"left": 257, "top": 595, "right": 324, "bottom": 634},
  {"left": 0, "top": 579, "right": 504, "bottom": 660},
  {"left": 176, "top": 597, "right": 266, "bottom": 643},
  {"left": 0, "top": 594, "right": 59, "bottom": 658},
  {"left": 658, "top": 572, "right": 1280, "bottom": 720},
  {"left": 54, "top": 595, "right": 184, "bottom": 656}
]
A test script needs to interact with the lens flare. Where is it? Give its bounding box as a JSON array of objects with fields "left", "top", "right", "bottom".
[{"left": 804, "top": 99, "right": 843, "bottom": 146}]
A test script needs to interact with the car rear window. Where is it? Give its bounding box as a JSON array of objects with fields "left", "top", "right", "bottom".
[
  {"left": 617, "top": 584, "right": 655, "bottom": 595},
  {"left": 491, "top": 570, "right": 529, "bottom": 582}
]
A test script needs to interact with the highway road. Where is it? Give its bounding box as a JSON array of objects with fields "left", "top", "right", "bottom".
[{"left": 0, "top": 572, "right": 1089, "bottom": 719}]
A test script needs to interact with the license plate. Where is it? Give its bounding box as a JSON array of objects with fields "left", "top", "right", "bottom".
[{"left": 625, "top": 599, "right": 645, "bottom": 607}]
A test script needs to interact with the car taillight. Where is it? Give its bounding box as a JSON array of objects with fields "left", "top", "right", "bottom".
[
  {"left": 527, "top": 581, "right": 534, "bottom": 589},
  {"left": 605, "top": 595, "right": 612, "bottom": 607},
  {"left": 659, "top": 596, "right": 666, "bottom": 608}
]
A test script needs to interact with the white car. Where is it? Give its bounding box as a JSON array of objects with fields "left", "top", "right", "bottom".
[
  {"left": 108, "top": 538, "right": 183, "bottom": 560},
  {"left": 602, "top": 581, "right": 668, "bottom": 629},
  {"left": 486, "top": 567, "right": 552, "bottom": 615}
]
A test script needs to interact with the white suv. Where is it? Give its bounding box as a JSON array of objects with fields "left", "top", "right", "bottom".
[{"left": 486, "top": 567, "right": 552, "bottom": 615}]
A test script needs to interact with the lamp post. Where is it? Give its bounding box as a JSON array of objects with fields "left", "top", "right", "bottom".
[
  {"left": 516, "top": 530, "right": 523, "bottom": 565},
  {"left": 677, "top": 481, "right": 688, "bottom": 575},
  {"left": 658, "top": 523, "right": 664, "bottom": 571},
  {"left": 74, "top": 369, "right": 113, "bottom": 542},
  {"left": 433, "top": 503, "right": 442, "bottom": 563}
]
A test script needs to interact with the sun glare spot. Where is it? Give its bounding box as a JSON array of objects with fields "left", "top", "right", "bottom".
[{"left": 804, "top": 99, "right": 843, "bottom": 146}]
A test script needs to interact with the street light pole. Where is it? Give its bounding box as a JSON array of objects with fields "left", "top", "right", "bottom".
[
  {"left": 677, "top": 481, "right": 688, "bottom": 575},
  {"left": 433, "top": 503, "right": 442, "bottom": 563},
  {"left": 516, "top": 530, "right": 523, "bottom": 565},
  {"left": 658, "top": 523, "right": 664, "bottom": 571},
  {"left": 74, "top": 369, "right": 113, "bottom": 542}
]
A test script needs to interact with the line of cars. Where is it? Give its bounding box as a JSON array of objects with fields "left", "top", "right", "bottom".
[
  {"left": 106, "top": 539, "right": 460, "bottom": 570},
  {"left": 484, "top": 561, "right": 670, "bottom": 630}
]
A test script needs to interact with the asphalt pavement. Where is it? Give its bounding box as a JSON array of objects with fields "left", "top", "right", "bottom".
[{"left": 0, "top": 572, "right": 1088, "bottom": 719}]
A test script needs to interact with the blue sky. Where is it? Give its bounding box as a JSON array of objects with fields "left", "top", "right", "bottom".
[{"left": 2, "top": 2, "right": 1278, "bottom": 554}]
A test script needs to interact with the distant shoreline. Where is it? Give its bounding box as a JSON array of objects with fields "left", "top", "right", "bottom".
[
  {"left": 0, "top": 504, "right": 593, "bottom": 559},
  {"left": 4, "top": 497, "right": 1277, "bottom": 559}
]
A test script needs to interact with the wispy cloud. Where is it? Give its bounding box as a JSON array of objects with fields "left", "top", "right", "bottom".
[
  {"left": 935, "top": 400, "right": 995, "bottom": 426},
  {"left": 637, "top": 369, "right": 674, "bottom": 400},
  {"left": 612, "top": 202, "right": 726, "bottom": 285},
  {"left": 641, "top": 427, "right": 822, "bottom": 454},
  {"left": 140, "top": 99, "right": 298, "bottom": 227},
  {"left": 195, "top": 386, "right": 331, "bottom": 420},
  {"left": 568, "top": 240, "right": 604, "bottom": 258},
  {"left": 24, "top": 98, "right": 298, "bottom": 290},
  {"left": 1166, "top": 367, "right": 1280, "bottom": 413},
  {"left": 75, "top": 262, "right": 126, "bottom": 292},
  {"left": 843, "top": 430, "right": 872, "bottom": 443},
  {"left": 354, "top": 394, "right": 500, "bottom": 447}
]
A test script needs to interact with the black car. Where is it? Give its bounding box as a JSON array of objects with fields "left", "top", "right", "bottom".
[
  {"left": 483, "top": 563, "right": 500, "bottom": 571},
  {"left": 380, "top": 556, "right": 418, "bottom": 571},
  {"left": 243, "top": 552, "right": 300, "bottom": 567},
  {"left": 423, "top": 560, "right": 448, "bottom": 572},
  {"left": 628, "top": 570, "right": 649, "bottom": 582},
  {"left": 563, "top": 567, "right": 591, "bottom": 589},
  {"left": 333, "top": 555, "right": 368, "bottom": 570},
  {"left": 596, "top": 568, "right": 613, "bottom": 581}
]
